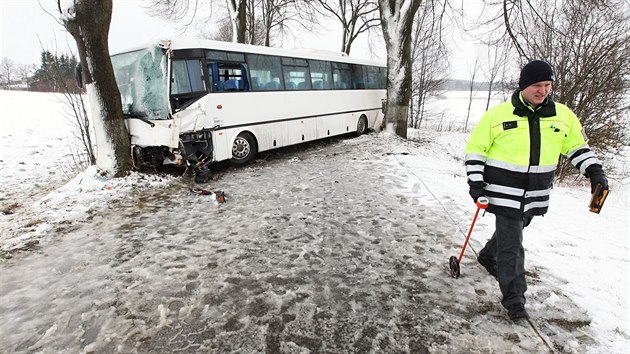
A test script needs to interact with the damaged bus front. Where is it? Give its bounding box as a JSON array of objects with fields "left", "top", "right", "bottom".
[{"left": 111, "top": 40, "right": 212, "bottom": 169}]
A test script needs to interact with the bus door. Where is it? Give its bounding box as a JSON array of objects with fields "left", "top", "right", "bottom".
[{"left": 170, "top": 49, "right": 210, "bottom": 112}]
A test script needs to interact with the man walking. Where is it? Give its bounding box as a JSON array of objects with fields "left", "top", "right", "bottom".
[{"left": 464, "top": 60, "right": 608, "bottom": 321}]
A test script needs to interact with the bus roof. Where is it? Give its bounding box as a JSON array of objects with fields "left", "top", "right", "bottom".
[{"left": 112, "top": 37, "right": 385, "bottom": 68}]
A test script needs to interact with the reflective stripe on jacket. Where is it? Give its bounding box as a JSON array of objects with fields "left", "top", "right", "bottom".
[{"left": 465, "top": 90, "right": 601, "bottom": 218}]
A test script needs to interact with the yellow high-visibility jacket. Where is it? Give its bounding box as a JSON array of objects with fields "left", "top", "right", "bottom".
[{"left": 465, "top": 90, "right": 601, "bottom": 218}]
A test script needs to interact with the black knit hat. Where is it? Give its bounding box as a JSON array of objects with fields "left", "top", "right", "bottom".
[{"left": 518, "top": 60, "right": 555, "bottom": 90}]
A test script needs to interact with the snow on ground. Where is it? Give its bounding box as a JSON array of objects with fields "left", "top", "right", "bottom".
[
  {"left": 0, "top": 91, "right": 77, "bottom": 215},
  {"left": 0, "top": 90, "right": 628, "bottom": 353}
]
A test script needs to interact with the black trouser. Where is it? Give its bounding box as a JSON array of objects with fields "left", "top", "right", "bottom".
[{"left": 478, "top": 213, "right": 533, "bottom": 309}]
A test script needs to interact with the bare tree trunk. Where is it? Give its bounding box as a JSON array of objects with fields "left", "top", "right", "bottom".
[
  {"left": 482, "top": 38, "right": 509, "bottom": 111},
  {"left": 237, "top": 0, "right": 247, "bottom": 42},
  {"left": 379, "top": 0, "right": 422, "bottom": 139},
  {"left": 227, "top": 0, "right": 247, "bottom": 43},
  {"left": 408, "top": 87, "right": 415, "bottom": 127},
  {"left": 464, "top": 55, "right": 480, "bottom": 132},
  {"left": 485, "top": 82, "right": 493, "bottom": 111},
  {"left": 408, "top": 1, "right": 448, "bottom": 132},
  {"left": 58, "top": 0, "right": 131, "bottom": 177},
  {"left": 246, "top": 0, "right": 257, "bottom": 44},
  {"left": 419, "top": 92, "right": 427, "bottom": 127}
]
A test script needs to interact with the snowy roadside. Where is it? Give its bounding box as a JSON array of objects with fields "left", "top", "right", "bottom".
[
  {"left": 0, "top": 165, "right": 174, "bottom": 254},
  {"left": 0, "top": 92, "right": 77, "bottom": 219},
  {"left": 393, "top": 130, "right": 629, "bottom": 353}
]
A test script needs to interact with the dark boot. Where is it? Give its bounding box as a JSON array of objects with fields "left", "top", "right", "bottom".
[{"left": 507, "top": 303, "right": 529, "bottom": 321}]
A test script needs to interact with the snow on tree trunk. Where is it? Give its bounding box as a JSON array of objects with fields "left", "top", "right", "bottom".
[
  {"left": 341, "top": 29, "right": 349, "bottom": 54},
  {"left": 226, "top": 0, "right": 247, "bottom": 43},
  {"left": 59, "top": 0, "right": 131, "bottom": 177},
  {"left": 227, "top": 0, "right": 239, "bottom": 43},
  {"left": 379, "top": 0, "right": 422, "bottom": 139},
  {"left": 85, "top": 83, "right": 117, "bottom": 172}
]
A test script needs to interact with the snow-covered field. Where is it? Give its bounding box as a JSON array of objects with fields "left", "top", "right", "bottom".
[{"left": 0, "top": 90, "right": 628, "bottom": 353}]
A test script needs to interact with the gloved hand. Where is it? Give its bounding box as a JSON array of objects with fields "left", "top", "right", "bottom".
[
  {"left": 586, "top": 165, "right": 608, "bottom": 193},
  {"left": 589, "top": 171, "right": 608, "bottom": 194},
  {"left": 469, "top": 185, "right": 485, "bottom": 203}
]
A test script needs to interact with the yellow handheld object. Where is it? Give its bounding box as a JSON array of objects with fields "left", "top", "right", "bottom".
[{"left": 589, "top": 184, "right": 609, "bottom": 214}]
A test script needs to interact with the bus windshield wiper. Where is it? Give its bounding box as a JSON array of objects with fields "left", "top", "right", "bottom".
[{"left": 123, "top": 113, "right": 155, "bottom": 127}]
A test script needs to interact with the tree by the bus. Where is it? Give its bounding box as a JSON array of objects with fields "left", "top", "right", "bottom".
[
  {"left": 57, "top": 0, "right": 132, "bottom": 177},
  {"left": 378, "top": 0, "right": 422, "bottom": 139}
]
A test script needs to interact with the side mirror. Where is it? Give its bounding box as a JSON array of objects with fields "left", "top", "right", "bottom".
[{"left": 75, "top": 63, "right": 83, "bottom": 89}]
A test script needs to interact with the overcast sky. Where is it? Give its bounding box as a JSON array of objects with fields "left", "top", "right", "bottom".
[
  {"left": 0, "top": 0, "right": 378, "bottom": 66},
  {"left": 1, "top": 0, "right": 482, "bottom": 80},
  {"left": 1, "top": 0, "right": 181, "bottom": 66}
]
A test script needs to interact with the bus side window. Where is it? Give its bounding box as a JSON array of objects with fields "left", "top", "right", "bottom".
[
  {"left": 264, "top": 81, "right": 280, "bottom": 90},
  {"left": 309, "top": 59, "right": 332, "bottom": 90},
  {"left": 207, "top": 59, "right": 249, "bottom": 92},
  {"left": 332, "top": 62, "right": 352, "bottom": 90},
  {"left": 250, "top": 76, "right": 260, "bottom": 90},
  {"left": 366, "top": 66, "right": 384, "bottom": 89},
  {"left": 247, "top": 54, "right": 282, "bottom": 91},
  {"left": 282, "top": 57, "right": 310, "bottom": 91},
  {"left": 238, "top": 63, "right": 250, "bottom": 91},
  {"left": 351, "top": 64, "right": 365, "bottom": 89}
]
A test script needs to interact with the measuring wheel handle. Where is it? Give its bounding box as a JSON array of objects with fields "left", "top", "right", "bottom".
[
  {"left": 448, "top": 196, "right": 490, "bottom": 279},
  {"left": 476, "top": 196, "right": 489, "bottom": 209}
]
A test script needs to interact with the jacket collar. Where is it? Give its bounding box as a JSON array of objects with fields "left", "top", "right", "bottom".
[{"left": 511, "top": 90, "right": 556, "bottom": 117}]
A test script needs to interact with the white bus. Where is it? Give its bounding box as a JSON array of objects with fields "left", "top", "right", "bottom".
[{"left": 109, "top": 38, "right": 387, "bottom": 170}]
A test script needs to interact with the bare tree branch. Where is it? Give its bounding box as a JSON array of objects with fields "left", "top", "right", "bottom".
[{"left": 313, "top": 0, "right": 381, "bottom": 54}]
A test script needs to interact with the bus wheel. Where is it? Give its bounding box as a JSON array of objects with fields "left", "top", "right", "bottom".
[
  {"left": 355, "top": 115, "right": 368, "bottom": 136},
  {"left": 231, "top": 132, "right": 257, "bottom": 165}
]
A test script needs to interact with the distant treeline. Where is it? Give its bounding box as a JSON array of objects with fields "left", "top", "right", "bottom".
[
  {"left": 0, "top": 51, "right": 79, "bottom": 93},
  {"left": 30, "top": 51, "right": 80, "bottom": 93},
  {"left": 440, "top": 79, "right": 514, "bottom": 91}
]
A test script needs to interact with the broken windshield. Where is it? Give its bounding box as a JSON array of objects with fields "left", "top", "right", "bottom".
[{"left": 111, "top": 46, "right": 169, "bottom": 120}]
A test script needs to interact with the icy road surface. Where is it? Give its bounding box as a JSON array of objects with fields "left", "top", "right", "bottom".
[{"left": 0, "top": 134, "right": 604, "bottom": 353}]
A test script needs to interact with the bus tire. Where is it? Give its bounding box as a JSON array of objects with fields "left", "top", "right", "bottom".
[
  {"left": 355, "top": 115, "right": 368, "bottom": 136},
  {"left": 231, "top": 132, "right": 257, "bottom": 165}
]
